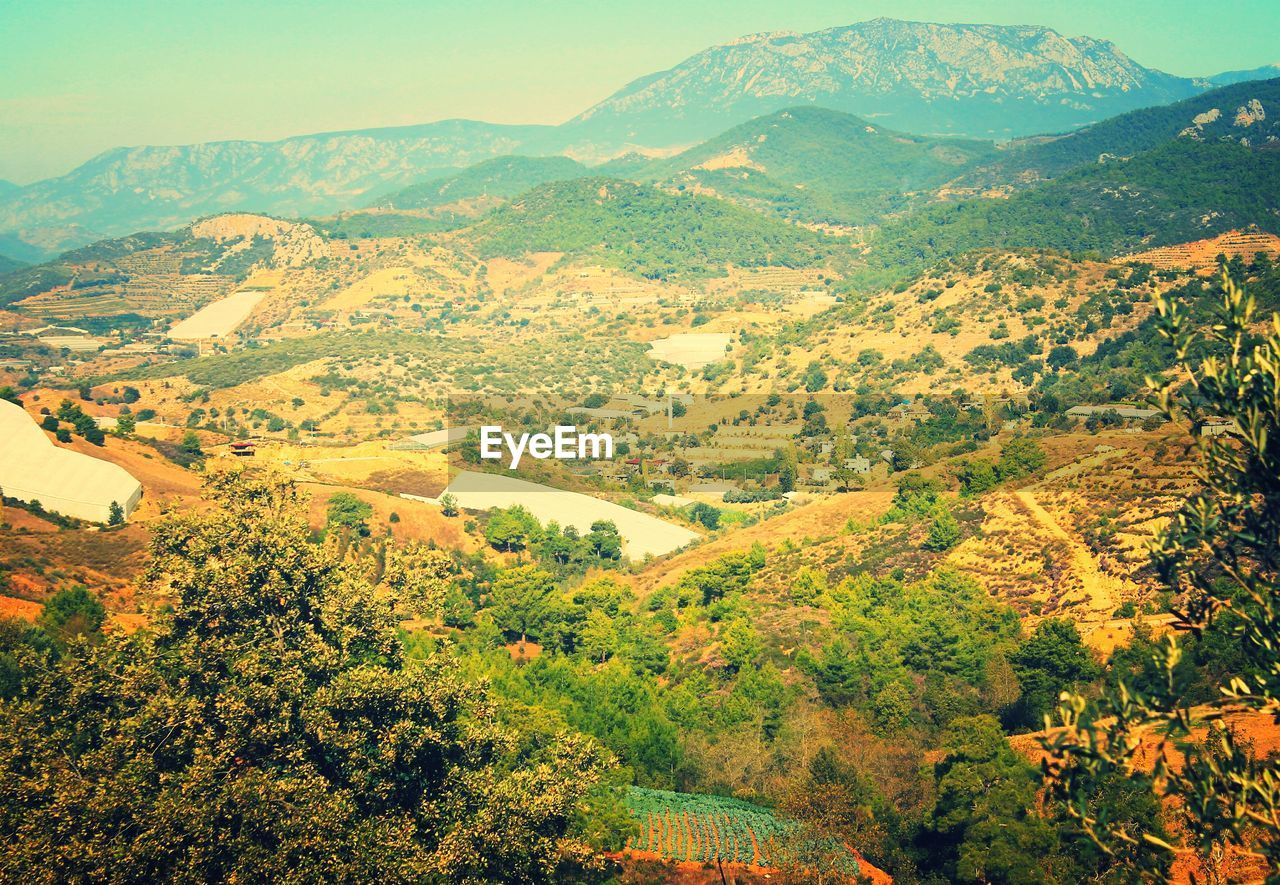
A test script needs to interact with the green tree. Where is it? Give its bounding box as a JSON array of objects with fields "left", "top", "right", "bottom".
[
  {"left": 579, "top": 610, "right": 618, "bottom": 664},
  {"left": 803, "top": 361, "right": 829, "bottom": 392},
  {"left": 953, "top": 459, "right": 999, "bottom": 497},
  {"left": 997, "top": 437, "right": 1047, "bottom": 480},
  {"left": 1046, "top": 344, "right": 1078, "bottom": 370},
  {"left": 1010, "top": 620, "right": 1100, "bottom": 729},
  {"left": 36, "top": 586, "right": 106, "bottom": 650},
  {"left": 872, "top": 682, "right": 914, "bottom": 731},
  {"left": 484, "top": 505, "right": 541, "bottom": 552},
  {"left": 928, "top": 715, "right": 1063, "bottom": 883},
  {"left": 326, "top": 491, "right": 373, "bottom": 536},
  {"left": 382, "top": 542, "right": 452, "bottom": 617},
  {"left": 180, "top": 430, "right": 203, "bottom": 457},
  {"left": 0, "top": 469, "right": 611, "bottom": 881},
  {"left": 923, "top": 510, "right": 961, "bottom": 551},
  {"left": 689, "top": 502, "right": 720, "bottom": 530},
  {"left": 489, "top": 565, "right": 556, "bottom": 644},
  {"left": 438, "top": 492, "right": 459, "bottom": 517},
  {"left": 720, "top": 620, "right": 761, "bottom": 673},
  {"left": 107, "top": 500, "right": 124, "bottom": 526},
  {"left": 812, "top": 640, "right": 863, "bottom": 707},
  {"left": 0, "top": 617, "right": 49, "bottom": 700},
  {"left": 584, "top": 520, "right": 622, "bottom": 560},
  {"left": 892, "top": 473, "right": 942, "bottom": 516}
]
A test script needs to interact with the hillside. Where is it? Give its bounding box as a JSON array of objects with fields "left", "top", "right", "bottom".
[
  {"left": 0, "top": 214, "right": 326, "bottom": 314},
  {"left": 4, "top": 186, "right": 1277, "bottom": 884},
  {"left": 866, "top": 139, "right": 1280, "bottom": 280},
  {"left": 563, "top": 18, "right": 1206, "bottom": 148},
  {"left": 461, "top": 178, "right": 837, "bottom": 279},
  {"left": 641, "top": 106, "right": 995, "bottom": 225},
  {"left": 372, "top": 155, "right": 593, "bottom": 212},
  {"left": 966, "top": 77, "right": 1280, "bottom": 186}
]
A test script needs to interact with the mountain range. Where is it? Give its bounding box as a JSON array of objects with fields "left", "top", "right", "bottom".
[
  {"left": 561, "top": 18, "right": 1205, "bottom": 147},
  {"left": 1212, "top": 63, "right": 1280, "bottom": 86},
  {"left": 0, "top": 17, "right": 1269, "bottom": 259}
]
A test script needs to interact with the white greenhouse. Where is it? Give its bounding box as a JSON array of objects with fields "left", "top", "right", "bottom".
[{"left": 0, "top": 399, "right": 143, "bottom": 523}]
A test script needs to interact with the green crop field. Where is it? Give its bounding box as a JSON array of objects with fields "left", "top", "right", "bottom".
[{"left": 623, "top": 787, "right": 794, "bottom": 867}]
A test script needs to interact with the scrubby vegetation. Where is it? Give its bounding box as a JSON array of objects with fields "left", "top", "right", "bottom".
[{"left": 465, "top": 178, "right": 837, "bottom": 279}]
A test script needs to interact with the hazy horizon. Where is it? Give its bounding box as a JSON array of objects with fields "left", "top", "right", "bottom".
[{"left": 2, "top": 0, "right": 1277, "bottom": 184}]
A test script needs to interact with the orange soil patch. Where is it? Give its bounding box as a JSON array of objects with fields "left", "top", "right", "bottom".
[
  {"left": 615, "top": 847, "right": 890, "bottom": 884},
  {"left": 1124, "top": 228, "right": 1280, "bottom": 272},
  {"left": 2, "top": 506, "right": 60, "bottom": 533},
  {"left": 0, "top": 522, "right": 149, "bottom": 602},
  {"left": 506, "top": 640, "right": 542, "bottom": 662},
  {"left": 1012, "top": 709, "right": 1280, "bottom": 883},
  {"left": 483, "top": 252, "right": 561, "bottom": 292},
  {"left": 300, "top": 482, "right": 479, "bottom": 552},
  {"left": 0, "top": 595, "right": 42, "bottom": 622},
  {"left": 631, "top": 491, "right": 894, "bottom": 595}
]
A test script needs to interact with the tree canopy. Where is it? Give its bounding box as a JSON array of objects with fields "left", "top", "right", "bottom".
[{"left": 0, "top": 469, "right": 612, "bottom": 882}]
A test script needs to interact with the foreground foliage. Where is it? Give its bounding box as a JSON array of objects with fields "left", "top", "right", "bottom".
[
  {"left": 1043, "top": 276, "right": 1280, "bottom": 874},
  {"left": 0, "top": 469, "right": 612, "bottom": 883}
]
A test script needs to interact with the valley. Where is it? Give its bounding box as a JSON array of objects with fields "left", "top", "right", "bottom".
[{"left": 1, "top": 11, "right": 1278, "bottom": 883}]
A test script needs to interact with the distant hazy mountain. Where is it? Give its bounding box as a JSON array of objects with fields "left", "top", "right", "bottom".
[
  {"left": 372, "top": 155, "right": 592, "bottom": 212},
  {"left": 0, "top": 252, "right": 25, "bottom": 275},
  {"left": 1211, "top": 64, "right": 1280, "bottom": 86},
  {"left": 0, "top": 121, "right": 557, "bottom": 258},
  {"left": 639, "top": 106, "right": 996, "bottom": 224},
  {"left": 563, "top": 18, "right": 1207, "bottom": 148},
  {"left": 0, "top": 17, "right": 1226, "bottom": 256}
]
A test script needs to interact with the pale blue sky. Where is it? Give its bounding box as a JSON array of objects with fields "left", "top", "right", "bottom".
[{"left": 1, "top": 0, "right": 1277, "bottom": 183}]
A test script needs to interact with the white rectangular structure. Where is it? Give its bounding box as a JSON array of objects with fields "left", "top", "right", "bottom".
[
  {"left": 168, "top": 290, "right": 266, "bottom": 340},
  {"left": 442, "top": 470, "right": 698, "bottom": 559},
  {"left": 0, "top": 400, "right": 143, "bottom": 523}
]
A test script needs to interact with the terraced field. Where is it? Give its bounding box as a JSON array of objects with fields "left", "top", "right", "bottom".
[{"left": 624, "top": 787, "right": 790, "bottom": 867}]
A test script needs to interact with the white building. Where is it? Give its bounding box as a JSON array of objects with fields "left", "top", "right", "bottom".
[
  {"left": 844, "top": 455, "right": 873, "bottom": 474},
  {"left": 391, "top": 426, "right": 473, "bottom": 451},
  {"left": 0, "top": 399, "right": 142, "bottom": 523},
  {"left": 1066, "top": 405, "right": 1161, "bottom": 420}
]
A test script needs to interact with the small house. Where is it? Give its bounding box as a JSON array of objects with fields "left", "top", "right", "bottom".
[{"left": 1199, "top": 417, "right": 1236, "bottom": 437}]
